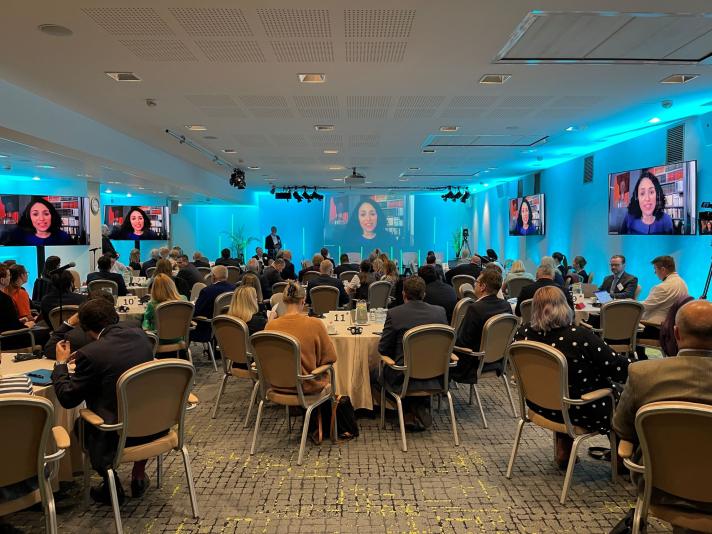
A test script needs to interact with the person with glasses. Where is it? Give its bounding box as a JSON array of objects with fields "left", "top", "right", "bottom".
[{"left": 598, "top": 255, "right": 638, "bottom": 300}]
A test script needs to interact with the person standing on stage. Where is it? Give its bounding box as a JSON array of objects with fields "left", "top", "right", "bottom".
[{"left": 265, "top": 226, "right": 281, "bottom": 259}]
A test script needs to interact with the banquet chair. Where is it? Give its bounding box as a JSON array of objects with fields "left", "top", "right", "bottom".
[
  {"left": 302, "top": 271, "right": 320, "bottom": 285},
  {"left": 0, "top": 327, "right": 40, "bottom": 354},
  {"left": 368, "top": 280, "right": 392, "bottom": 309},
  {"left": 152, "top": 300, "right": 195, "bottom": 363},
  {"left": 380, "top": 324, "right": 458, "bottom": 452},
  {"left": 587, "top": 272, "right": 595, "bottom": 284},
  {"left": 506, "top": 277, "right": 531, "bottom": 300},
  {"left": 48, "top": 305, "right": 80, "bottom": 331},
  {"left": 457, "top": 283, "right": 476, "bottom": 300},
  {"left": 87, "top": 279, "right": 119, "bottom": 301},
  {"left": 193, "top": 291, "right": 233, "bottom": 371},
  {"left": 635, "top": 285, "right": 642, "bottom": 300},
  {"left": 211, "top": 316, "right": 259, "bottom": 424},
  {"left": 197, "top": 267, "right": 211, "bottom": 280},
  {"left": 270, "top": 293, "right": 287, "bottom": 318},
  {"left": 203, "top": 274, "right": 213, "bottom": 285},
  {"left": 519, "top": 299, "right": 533, "bottom": 325},
  {"left": 618, "top": 401, "right": 712, "bottom": 534},
  {"left": 452, "top": 313, "right": 519, "bottom": 427},
  {"left": 451, "top": 275, "right": 476, "bottom": 298},
  {"left": 592, "top": 300, "right": 644, "bottom": 357},
  {"left": 226, "top": 266, "right": 241, "bottom": 284},
  {"left": 271, "top": 281, "right": 288, "bottom": 296},
  {"left": 79, "top": 359, "right": 199, "bottom": 534},
  {"left": 339, "top": 271, "right": 358, "bottom": 283},
  {"left": 249, "top": 331, "right": 337, "bottom": 465},
  {"left": 145, "top": 267, "right": 156, "bottom": 278},
  {"left": 451, "top": 297, "right": 474, "bottom": 336},
  {"left": 506, "top": 340, "right": 617, "bottom": 504},
  {"left": 636, "top": 320, "right": 667, "bottom": 359},
  {"left": 0, "top": 395, "right": 70, "bottom": 534},
  {"left": 189, "top": 282, "right": 206, "bottom": 302},
  {"left": 310, "top": 286, "right": 340, "bottom": 316}
]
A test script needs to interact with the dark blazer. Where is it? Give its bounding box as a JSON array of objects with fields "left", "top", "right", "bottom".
[
  {"left": 215, "top": 257, "right": 241, "bottom": 268},
  {"left": 515, "top": 278, "right": 573, "bottom": 316},
  {"left": 424, "top": 280, "right": 458, "bottom": 322},
  {"left": 445, "top": 263, "right": 481, "bottom": 285},
  {"left": 554, "top": 270, "right": 565, "bottom": 287},
  {"left": 44, "top": 319, "right": 138, "bottom": 359},
  {"left": 192, "top": 259, "right": 210, "bottom": 268},
  {"left": 101, "top": 235, "right": 116, "bottom": 256},
  {"left": 0, "top": 290, "right": 25, "bottom": 333},
  {"left": 281, "top": 259, "right": 296, "bottom": 281},
  {"left": 432, "top": 263, "right": 446, "bottom": 282},
  {"left": 378, "top": 300, "right": 448, "bottom": 390},
  {"left": 260, "top": 266, "right": 283, "bottom": 298},
  {"left": 265, "top": 234, "right": 281, "bottom": 256},
  {"left": 32, "top": 276, "right": 54, "bottom": 303},
  {"left": 40, "top": 290, "right": 87, "bottom": 327},
  {"left": 306, "top": 275, "right": 349, "bottom": 306},
  {"left": 194, "top": 281, "right": 236, "bottom": 318},
  {"left": 599, "top": 272, "right": 639, "bottom": 300},
  {"left": 176, "top": 264, "right": 204, "bottom": 290},
  {"left": 334, "top": 263, "right": 360, "bottom": 276},
  {"left": 140, "top": 258, "right": 157, "bottom": 277},
  {"left": 87, "top": 271, "right": 127, "bottom": 296},
  {"left": 298, "top": 266, "right": 319, "bottom": 283}
]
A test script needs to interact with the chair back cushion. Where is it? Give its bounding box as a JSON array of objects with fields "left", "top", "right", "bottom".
[
  {"left": 451, "top": 297, "right": 474, "bottom": 334},
  {"left": 272, "top": 282, "right": 287, "bottom": 296},
  {"left": 48, "top": 305, "right": 80, "bottom": 331},
  {"left": 213, "top": 315, "right": 250, "bottom": 366},
  {"left": 88, "top": 279, "right": 118, "bottom": 297},
  {"left": 311, "top": 286, "right": 339, "bottom": 315},
  {"left": 601, "top": 300, "right": 644, "bottom": 342},
  {"left": 403, "top": 324, "right": 455, "bottom": 381},
  {"left": 213, "top": 291, "right": 234, "bottom": 317},
  {"left": 189, "top": 282, "right": 206, "bottom": 302},
  {"left": 302, "top": 271, "right": 320, "bottom": 284},
  {"left": 339, "top": 271, "right": 358, "bottom": 283},
  {"left": 452, "top": 275, "right": 476, "bottom": 296},
  {"left": 507, "top": 277, "right": 530, "bottom": 300},
  {"left": 481, "top": 313, "right": 519, "bottom": 364},
  {"left": 155, "top": 300, "right": 194, "bottom": 340},
  {"left": 226, "top": 266, "right": 241, "bottom": 284},
  {"left": 251, "top": 331, "right": 301, "bottom": 390},
  {"left": 519, "top": 299, "right": 533, "bottom": 325},
  {"left": 508, "top": 340, "right": 566, "bottom": 412},
  {"left": 368, "top": 280, "right": 392, "bottom": 309}
]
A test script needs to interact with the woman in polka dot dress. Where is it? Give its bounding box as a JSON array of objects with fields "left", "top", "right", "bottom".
[{"left": 513, "top": 286, "right": 630, "bottom": 468}]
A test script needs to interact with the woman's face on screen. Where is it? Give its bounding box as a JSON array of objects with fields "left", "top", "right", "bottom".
[
  {"left": 129, "top": 211, "right": 145, "bottom": 233},
  {"left": 30, "top": 202, "right": 52, "bottom": 235},
  {"left": 520, "top": 201, "right": 530, "bottom": 225},
  {"left": 358, "top": 202, "right": 377, "bottom": 235},
  {"left": 637, "top": 178, "right": 657, "bottom": 217}
]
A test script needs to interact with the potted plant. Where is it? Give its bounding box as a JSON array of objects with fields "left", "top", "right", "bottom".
[{"left": 223, "top": 226, "right": 258, "bottom": 260}]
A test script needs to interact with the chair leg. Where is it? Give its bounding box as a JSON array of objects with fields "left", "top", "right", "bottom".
[
  {"left": 106, "top": 469, "right": 123, "bottom": 534},
  {"left": 82, "top": 454, "right": 92, "bottom": 505},
  {"left": 41, "top": 473, "right": 58, "bottom": 534},
  {"left": 468, "top": 384, "right": 474, "bottom": 405},
  {"left": 506, "top": 418, "right": 526, "bottom": 478},
  {"left": 394, "top": 396, "right": 407, "bottom": 452},
  {"left": 207, "top": 342, "right": 217, "bottom": 372},
  {"left": 156, "top": 454, "right": 162, "bottom": 488},
  {"left": 285, "top": 405, "right": 291, "bottom": 432},
  {"left": 473, "top": 384, "right": 488, "bottom": 429},
  {"left": 180, "top": 446, "right": 200, "bottom": 518},
  {"left": 502, "top": 374, "right": 517, "bottom": 418},
  {"left": 331, "top": 396, "right": 338, "bottom": 442},
  {"left": 609, "top": 431, "right": 618, "bottom": 482},
  {"left": 244, "top": 381, "right": 259, "bottom": 429},
  {"left": 446, "top": 391, "right": 459, "bottom": 446},
  {"left": 298, "top": 403, "right": 319, "bottom": 465},
  {"left": 632, "top": 496, "right": 645, "bottom": 534},
  {"left": 437, "top": 393, "right": 442, "bottom": 412},
  {"left": 560, "top": 435, "right": 585, "bottom": 504},
  {"left": 250, "top": 400, "right": 265, "bottom": 455},
  {"left": 211, "top": 374, "right": 229, "bottom": 419},
  {"left": 380, "top": 385, "right": 386, "bottom": 429}
]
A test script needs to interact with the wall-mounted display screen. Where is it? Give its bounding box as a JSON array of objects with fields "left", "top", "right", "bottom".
[
  {"left": 608, "top": 160, "right": 697, "bottom": 235},
  {"left": 508, "top": 194, "right": 545, "bottom": 236},
  {"left": 105, "top": 205, "right": 170, "bottom": 240},
  {"left": 0, "top": 195, "right": 89, "bottom": 246}
]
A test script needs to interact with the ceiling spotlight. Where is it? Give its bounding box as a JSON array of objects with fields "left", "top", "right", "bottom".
[
  {"left": 312, "top": 187, "right": 324, "bottom": 201},
  {"left": 323, "top": 149, "right": 339, "bottom": 155},
  {"left": 453, "top": 187, "right": 462, "bottom": 200},
  {"left": 293, "top": 189, "right": 303, "bottom": 202},
  {"left": 461, "top": 190, "right": 471, "bottom": 203},
  {"left": 565, "top": 126, "right": 577, "bottom": 132},
  {"left": 126, "top": 193, "right": 132, "bottom": 198},
  {"left": 302, "top": 187, "right": 312, "bottom": 202},
  {"left": 441, "top": 186, "right": 455, "bottom": 201},
  {"left": 440, "top": 126, "right": 459, "bottom": 132},
  {"left": 247, "top": 165, "right": 260, "bottom": 170},
  {"left": 422, "top": 148, "right": 436, "bottom": 154},
  {"left": 229, "top": 168, "right": 246, "bottom": 189}
]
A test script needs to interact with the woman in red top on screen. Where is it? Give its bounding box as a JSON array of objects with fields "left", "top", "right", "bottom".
[
  {"left": 345, "top": 197, "right": 396, "bottom": 252},
  {"left": 6, "top": 197, "right": 74, "bottom": 246},
  {"left": 111, "top": 206, "right": 159, "bottom": 240},
  {"left": 513, "top": 198, "right": 538, "bottom": 236},
  {"left": 619, "top": 171, "right": 673, "bottom": 235}
]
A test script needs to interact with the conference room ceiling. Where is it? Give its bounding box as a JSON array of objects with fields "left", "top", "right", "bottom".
[{"left": 1, "top": 0, "right": 711, "bottom": 199}]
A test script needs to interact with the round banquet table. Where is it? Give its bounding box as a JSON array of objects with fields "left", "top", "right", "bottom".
[
  {"left": 509, "top": 297, "right": 600, "bottom": 324},
  {"left": 127, "top": 285, "right": 149, "bottom": 298},
  {"left": 0, "top": 355, "right": 84, "bottom": 494},
  {"left": 322, "top": 316, "right": 384, "bottom": 411}
]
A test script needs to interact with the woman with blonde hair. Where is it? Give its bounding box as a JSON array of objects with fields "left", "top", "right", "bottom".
[
  {"left": 142, "top": 273, "right": 186, "bottom": 334},
  {"left": 372, "top": 258, "right": 385, "bottom": 278},
  {"left": 240, "top": 272, "right": 264, "bottom": 304},
  {"left": 128, "top": 248, "right": 142, "bottom": 271},
  {"left": 513, "top": 286, "right": 629, "bottom": 468},
  {"left": 227, "top": 285, "right": 267, "bottom": 335},
  {"left": 149, "top": 258, "right": 190, "bottom": 298},
  {"left": 502, "top": 259, "right": 534, "bottom": 295}
]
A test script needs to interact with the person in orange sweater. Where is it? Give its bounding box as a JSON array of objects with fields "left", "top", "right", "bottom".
[
  {"left": 265, "top": 280, "right": 336, "bottom": 394},
  {"left": 4, "top": 264, "right": 33, "bottom": 321}
]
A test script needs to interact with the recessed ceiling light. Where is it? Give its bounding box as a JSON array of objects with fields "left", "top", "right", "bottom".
[
  {"left": 565, "top": 126, "right": 577, "bottom": 132},
  {"left": 398, "top": 178, "right": 409, "bottom": 182},
  {"left": 36, "top": 164, "right": 55, "bottom": 169},
  {"left": 332, "top": 178, "right": 344, "bottom": 182},
  {"left": 185, "top": 125, "right": 207, "bottom": 131},
  {"left": 107, "top": 181, "right": 121, "bottom": 184},
  {"left": 660, "top": 74, "right": 698, "bottom": 84},
  {"left": 483, "top": 182, "right": 489, "bottom": 187},
  {"left": 38, "top": 24, "right": 73, "bottom": 37},
  {"left": 439, "top": 126, "right": 459, "bottom": 132},
  {"left": 247, "top": 166, "right": 260, "bottom": 170},
  {"left": 178, "top": 202, "right": 183, "bottom": 207},
  {"left": 408, "top": 167, "right": 420, "bottom": 171},
  {"left": 105, "top": 188, "right": 112, "bottom": 193},
  {"left": 487, "top": 167, "right": 497, "bottom": 170},
  {"left": 222, "top": 148, "right": 236, "bottom": 154},
  {"left": 157, "top": 191, "right": 164, "bottom": 194},
  {"left": 648, "top": 117, "right": 661, "bottom": 124},
  {"left": 137, "top": 187, "right": 145, "bottom": 190},
  {"left": 328, "top": 166, "right": 344, "bottom": 170},
  {"left": 0, "top": 154, "right": 7, "bottom": 158},
  {"left": 314, "top": 125, "right": 335, "bottom": 132},
  {"left": 422, "top": 149, "right": 436, "bottom": 154},
  {"left": 479, "top": 74, "right": 511, "bottom": 85},
  {"left": 126, "top": 193, "right": 132, "bottom": 197},
  {"left": 364, "top": 181, "right": 372, "bottom": 184},
  {"left": 298, "top": 73, "right": 326, "bottom": 84},
  {"left": 32, "top": 176, "right": 41, "bottom": 181},
  {"left": 323, "top": 149, "right": 339, "bottom": 155},
  {"left": 105, "top": 71, "right": 141, "bottom": 82}
]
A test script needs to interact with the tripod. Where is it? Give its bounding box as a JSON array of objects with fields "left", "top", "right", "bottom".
[
  {"left": 460, "top": 234, "right": 472, "bottom": 258},
  {"left": 701, "top": 256, "right": 712, "bottom": 300}
]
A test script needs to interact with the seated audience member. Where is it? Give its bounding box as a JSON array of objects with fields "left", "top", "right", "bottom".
[
  {"left": 40, "top": 270, "right": 87, "bottom": 326},
  {"left": 638, "top": 255, "right": 689, "bottom": 358},
  {"left": 598, "top": 254, "right": 638, "bottom": 300},
  {"left": 242, "top": 258, "right": 260, "bottom": 277},
  {"left": 515, "top": 264, "right": 574, "bottom": 317},
  {"left": 0, "top": 264, "right": 38, "bottom": 349},
  {"left": 445, "top": 255, "right": 482, "bottom": 285},
  {"left": 260, "top": 258, "right": 285, "bottom": 298},
  {"left": 252, "top": 246, "right": 268, "bottom": 265},
  {"left": 659, "top": 295, "right": 694, "bottom": 357},
  {"left": 426, "top": 252, "right": 446, "bottom": 282},
  {"left": 280, "top": 250, "right": 296, "bottom": 280},
  {"left": 613, "top": 300, "right": 712, "bottom": 512},
  {"left": 169, "top": 246, "right": 182, "bottom": 264},
  {"left": 346, "top": 260, "right": 376, "bottom": 300},
  {"left": 52, "top": 297, "right": 157, "bottom": 503},
  {"left": 305, "top": 260, "right": 349, "bottom": 307},
  {"left": 215, "top": 248, "right": 241, "bottom": 268},
  {"left": 372, "top": 258, "right": 385, "bottom": 279},
  {"left": 193, "top": 265, "right": 236, "bottom": 336},
  {"left": 143, "top": 274, "right": 187, "bottom": 343},
  {"left": 241, "top": 272, "right": 265, "bottom": 306},
  {"left": 541, "top": 255, "right": 565, "bottom": 286},
  {"left": 298, "top": 254, "right": 323, "bottom": 282},
  {"left": 382, "top": 260, "right": 399, "bottom": 294},
  {"left": 101, "top": 224, "right": 116, "bottom": 255},
  {"left": 191, "top": 251, "right": 210, "bottom": 268},
  {"left": 158, "top": 246, "right": 170, "bottom": 261},
  {"left": 32, "top": 255, "right": 61, "bottom": 303},
  {"left": 502, "top": 260, "right": 535, "bottom": 295},
  {"left": 227, "top": 285, "right": 267, "bottom": 337},
  {"left": 87, "top": 255, "right": 127, "bottom": 296},
  {"left": 571, "top": 255, "right": 589, "bottom": 283},
  {"left": 140, "top": 248, "right": 160, "bottom": 277},
  {"left": 150, "top": 258, "right": 190, "bottom": 298},
  {"left": 106, "top": 251, "right": 129, "bottom": 275},
  {"left": 514, "top": 286, "right": 629, "bottom": 468},
  {"left": 4, "top": 264, "right": 33, "bottom": 321},
  {"left": 320, "top": 247, "right": 330, "bottom": 261},
  {"left": 485, "top": 248, "right": 498, "bottom": 263},
  {"left": 128, "top": 248, "right": 142, "bottom": 271},
  {"left": 419, "top": 265, "right": 457, "bottom": 322},
  {"left": 483, "top": 262, "right": 506, "bottom": 299},
  {"left": 176, "top": 254, "right": 203, "bottom": 291},
  {"left": 334, "top": 253, "right": 359, "bottom": 276},
  {"left": 451, "top": 268, "right": 512, "bottom": 381},
  {"left": 376, "top": 276, "right": 448, "bottom": 430},
  {"left": 265, "top": 281, "right": 337, "bottom": 393},
  {"left": 552, "top": 252, "right": 569, "bottom": 279}
]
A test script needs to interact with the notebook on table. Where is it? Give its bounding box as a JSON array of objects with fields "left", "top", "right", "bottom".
[{"left": 26, "top": 368, "right": 53, "bottom": 386}]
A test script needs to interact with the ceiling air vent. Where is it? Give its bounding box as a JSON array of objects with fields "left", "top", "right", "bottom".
[
  {"left": 666, "top": 124, "right": 685, "bottom": 164},
  {"left": 345, "top": 167, "right": 366, "bottom": 185},
  {"left": 583, "top": 155, "right": 594, "bottom": 183},
  {"left": 105, "top": 71, "right": 141, "bottom": 82}
]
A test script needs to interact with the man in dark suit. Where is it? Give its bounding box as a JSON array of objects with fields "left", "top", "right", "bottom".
[
  {"left": 280, "top": 250, "right": 296, "bottom": 280},
  {"left": 52, "top": 298, "right": 156, "bottom": 503},
  {"left": 334, "top": 253, "right": 360, "bottom": 276},
  {"left": 264, "top": 226, "right": 281, "bottom": 259},
  {"left": 298, "top": 254, "right": 323, "bottom": 282},
  {"left": 445, "top": 255, "right": 482, "bottom": 285},
  {"left": 191, "top": 251, "right": 210, "bottom": 268},
  {"left": 305, "top": 260, "right": 350, "bottom": 307},
  {"left": 450, "top": 268, "right": 512, "bottom": 382},
  {"left": 39, "top": 270, "right": 87, "bottom": 326},
  {"left": 140, "top": 248, "right": 160, "bottom": 277},
  {"left": 426, "top": 252, "right": 446, "bottom": 282},
  {"left": 598, "top": 254, "right": 638, "bottom": 300},
  {"left": 193, "top": 265, "right": 236, "bottom": 340},
  {"left": 419, "top": 265, "right": 457, "bottom": 322},
  {"left": 515, "top": 264, "right": 573, "bottom": 316},
  {"left": 87, "top": 255, "right": 127, "bottom": 296},
  {"left": 176, "top": 254, "right": 203, "bottom": 290},
  {"left": 260, "top": 258, "right": 285, "bottom": 298},
  {"left": 376, "top": 276, "right": 448, "bottom": 429},
  {"left": 252, "top": 247, "right": 269, "bottom": 266},
  {"left": 215, "top": 248, "right": 241, "bottom": 268}
]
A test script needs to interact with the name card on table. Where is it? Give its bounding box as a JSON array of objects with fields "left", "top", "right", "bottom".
[
  {"left": 117, "top": 296, "right": 143, "bottom": 310},
  {"left": 131, "top": 276, "right": 148, "bottom": 286}
]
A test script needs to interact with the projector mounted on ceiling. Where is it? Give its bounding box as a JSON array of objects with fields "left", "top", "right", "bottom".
[{"left": 345, "top": 167, "right": 366, "bottom": 185}]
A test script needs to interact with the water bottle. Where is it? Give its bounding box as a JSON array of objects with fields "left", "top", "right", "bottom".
[{"left": 355, "top": 300, "right": 369, "bottom": 325}]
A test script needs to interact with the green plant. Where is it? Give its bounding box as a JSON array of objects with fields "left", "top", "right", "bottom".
[
  {"left": 452, "top": 230, "right": 463, "bottom": 258},
  {"left": 223, "top": 226, "right": 258, "bottom": 259}
]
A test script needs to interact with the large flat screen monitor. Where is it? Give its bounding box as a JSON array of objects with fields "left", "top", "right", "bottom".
[
  {"left": 105, "top": 205, "right": 170, "bottom": 240},
  {"left": 0, "top": 195, "right": 89, "bottom": 246},
  {"left": 608, "top": 160, "right": 697, "bottom": 235},
  {"left": 508, "top": 194, "right": 545, "bottom": 236}
]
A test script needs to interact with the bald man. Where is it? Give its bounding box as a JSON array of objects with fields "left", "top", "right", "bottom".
[{"left": 613, "top": 300, "right": 712, "bottom": 512}]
